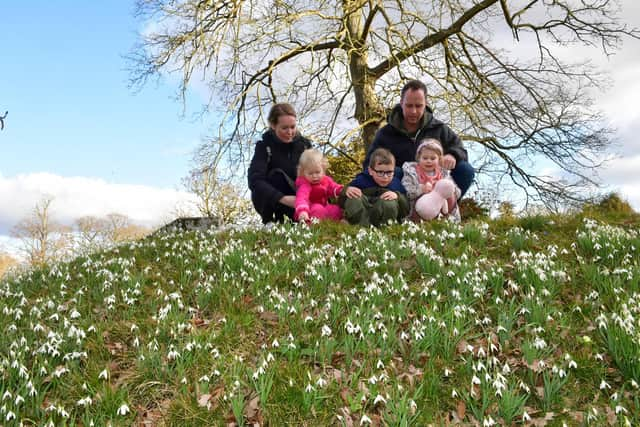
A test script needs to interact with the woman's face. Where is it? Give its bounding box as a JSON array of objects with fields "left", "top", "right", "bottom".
[{"left": 271, "top": 115, "right": 297, "bottom": 143}]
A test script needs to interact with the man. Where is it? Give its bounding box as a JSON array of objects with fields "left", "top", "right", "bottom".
[{"left": 363, "top": 80, "right": 474, "bottom": 198}]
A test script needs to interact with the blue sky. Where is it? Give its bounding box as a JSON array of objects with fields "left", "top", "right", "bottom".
[
  {"left": 1, "top": 1, "right": 206, "bottom": 186},
  {"left": 1, "top": 1, "right": 640, "bottom": 254}
]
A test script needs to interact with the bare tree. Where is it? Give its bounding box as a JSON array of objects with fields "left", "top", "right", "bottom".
[
  {"left": 182, "top": 143, "right": 256, "bottom": 225},
  {"left": 0, "top": 251, "right": 18, "bottom": 278},
  {"left": 75, "top": 216, "right": 111, "bottom": 254},
  {"left": 75, "top": 214, "right": 151, "bottom": 255},
  {"left": 104, "top": 213, "right": 150, "bottom": 244},
  {"left": 10, "top": 197, "right": 72, "bottom": 268},
  {"left": 0, "top": 111, "right": 7, "bottom": 131},
  {"left": 129, "top": 0, "right": 638, "bottom": 206}
]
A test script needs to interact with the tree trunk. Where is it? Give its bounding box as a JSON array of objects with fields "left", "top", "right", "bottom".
[{"left": 344, "top": 0, "right": 385, "bottom": 152}]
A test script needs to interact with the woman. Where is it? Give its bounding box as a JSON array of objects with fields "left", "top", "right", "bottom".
[{"left": 248, "top": 103, "right": 312, "bottom": 224}]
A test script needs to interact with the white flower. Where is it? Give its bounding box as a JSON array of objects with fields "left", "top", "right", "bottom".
[
  {"left": 77, "top": 396, "right": 93, "bottom": 406},
  {"left": 599, "top": 380, "right": 611, "bottom": 390},
  {"left": 98, "top": 369, "right": 109, "bottom": 380},
  {"left": 321, "top": 324, "right": 332, "bottom": 337},
  {"left": 483, "top": 416, "right": 496, "bottom": 426},
  {"left": 316, "top": 377, "right": 328, "bottom": 388},
  {"left": 117, "top": 403, "right": 130, "bottom": 416},
  {"left": 522, "top": 411, "right": 531, "bottom": 422},
  {"left": 373, "top": 394, "right": 387, "bottom": 405},
  {"left": 360, "top": 414, "right": 372, "bottom": 425}
]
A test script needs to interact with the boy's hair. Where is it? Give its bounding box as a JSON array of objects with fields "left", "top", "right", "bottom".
[
  {"left": 268, "top": 103, "right": 297, "bottom": 126},
  {"left": 416, "top": 138, "right": 443, "bottom": 159},
  {"left": 368, "top": 148, "right": 395, "bottom": 168},
  {"left": 297, "top": 148, "right": 328, "bottom": 174}
]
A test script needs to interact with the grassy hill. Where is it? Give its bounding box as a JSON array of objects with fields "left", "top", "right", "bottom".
[{"left": 1, "top": 211, "right": 639, "bottom": 426}]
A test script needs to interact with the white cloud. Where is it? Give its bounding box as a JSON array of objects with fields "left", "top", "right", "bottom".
[{"left": 0, "top": 172, "right": 198, "bottom": 236}]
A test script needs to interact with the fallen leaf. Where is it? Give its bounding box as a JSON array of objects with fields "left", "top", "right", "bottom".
[
  {"left": 605, "top": 406, "right": 617, "bottom": 426},
  {"left": 244, "top": 395, "right": 260, "bottom": 420},
  {"left": 456, "top": 400, "right": 466, "bottom": 420},
  {"left": 259, "top": 311, "right": 279, "bottom": 324},
  {"left": 338, "top": 407, "right": 354, "bottom": 427},
  {"left": 456, "top": 339, "right": 469, "bottom": 355},
  {"left": 340, "top": 388, "right": 350, "bottom": 405},
  {"left": 197, "top": 394, "right": 211, "bottom": 408}
]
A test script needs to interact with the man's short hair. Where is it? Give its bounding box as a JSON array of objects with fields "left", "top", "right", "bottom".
[
  {"left": 369, "top": 148, "right": 395, "bottom": 168},
  {"left": 401, "top": 80, "right": 427, "bottom": 101}
]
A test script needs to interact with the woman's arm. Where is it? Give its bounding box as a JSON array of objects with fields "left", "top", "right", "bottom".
[{"left": 248, "top": 142, "right": 284, "bottom": 207}]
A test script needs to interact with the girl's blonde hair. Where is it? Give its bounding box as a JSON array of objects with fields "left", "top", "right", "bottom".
[
  {"left": 297, "top": 148, "right": 328, "bottom": 175},
  {"left": 416, "top": 138, "right": 443, "bottom": 160}
]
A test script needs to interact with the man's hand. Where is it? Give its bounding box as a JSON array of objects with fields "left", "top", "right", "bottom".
[
  {"left": 441, "top": 154, "right": 456, "bottom": 170},
  {"left": 380, "top": 191, "right": 398, "bottom": 201},
  {"left": 279, "top": 195, "right": 296, "bottom": 208},
  {"left": 345, "top": 186, "right": 362, "bottom": 199}
]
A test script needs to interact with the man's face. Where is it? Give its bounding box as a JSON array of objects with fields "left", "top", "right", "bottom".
[
  {"left": 368, "top": 163, "right": 395, "bottom": 187},
  {"left": 400, "top": 88, "right": 427, "bottom": 129}
]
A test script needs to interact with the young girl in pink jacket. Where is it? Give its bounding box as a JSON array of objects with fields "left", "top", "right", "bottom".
[{"left": 294, "top": 149, "right": 344, "bottom": 222}]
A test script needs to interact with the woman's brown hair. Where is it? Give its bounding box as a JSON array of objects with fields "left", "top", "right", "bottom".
[{"left": 268, "top": 103, "right": 297, "bottom": 126}]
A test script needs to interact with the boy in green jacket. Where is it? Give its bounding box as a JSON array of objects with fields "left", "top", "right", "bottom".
[{"left": 340, "top": 148, "right": 409, "bottom": 226}]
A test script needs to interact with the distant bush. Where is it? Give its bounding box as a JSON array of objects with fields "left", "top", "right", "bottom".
[
  {"left": 459, "top": 197, "right": 490, "bottom": 220},
  {"left": 582, "top": 192, "right": 636, "bottom": 216}
]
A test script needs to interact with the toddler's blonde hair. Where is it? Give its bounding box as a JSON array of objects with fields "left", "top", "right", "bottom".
[
  {"left": 416, "top": 138, "right": 443, "bottom": 160},
  {"left": 297, "top": 148, "right": 328, "bottom": 175}
]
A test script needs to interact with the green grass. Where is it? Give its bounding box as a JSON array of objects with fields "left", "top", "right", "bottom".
[{"left": 1, "top": 212, "right": 640, "bottom": 425}]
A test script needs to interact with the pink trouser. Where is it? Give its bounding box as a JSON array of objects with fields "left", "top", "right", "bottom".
[{"left": 309, "top": 203, "right": 343, "bottom": 221}]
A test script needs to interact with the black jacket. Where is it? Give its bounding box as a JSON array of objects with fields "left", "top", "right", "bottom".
[
  {"left": 248, "top": 130, "right": 311, "bottom": 209},
  {"left": 363, "top": 105, "right": 468, "bottom": 169}
]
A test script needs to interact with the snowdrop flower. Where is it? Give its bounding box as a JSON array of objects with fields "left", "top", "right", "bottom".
[
  {"left": 373, "top": 394, "right": 387, "bottom": 405},
  {"left": 483, "top": 416, "right": 496, "bottom": 426},
  {"left": 615, "top": 405, "right": 628, "bottom": 414},
  {"left": 360, "top": 414, "right": 372, "bottom": 425},
  {"left": 451, "top": 389, "right": 458, "bottom": 398},
  {"left": 77, "top": 396, "right": 93, "bottom": 406},
  {"left": 5, "top": 411, "right": 16, "bottom": 421},
  {"left": 316, "top": 377, "right": 327, "bottom": 388},
  {"left": 321, "top": 324, "right": 332, "bottom": 337},
  {"left": 599, "top": 380, "right": 611, "bottom": 390},
  {"left": 522, "top": 411, "right": 531, "bottom": 422},
  {"left": 117, "top": 403, "right": 130, "bottom": 416},
  {"left": 98, "top": 369, "right": 109, "bottom": 380}
]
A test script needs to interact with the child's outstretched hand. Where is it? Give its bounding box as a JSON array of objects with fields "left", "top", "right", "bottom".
[
  {"left": 345, "top": 186, "right": 362, "bottom": 199},
  {"left": 380, "top": 191, "right": 398, "bottom": 201},
  {"left": 298, "top": 212, "right": 310, "bottom": 222},
  {"left": 421, "top": 182, "right": 433, "bottom": 193}
]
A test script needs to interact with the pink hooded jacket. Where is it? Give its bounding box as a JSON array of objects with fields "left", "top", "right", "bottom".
[{"left": 294, "top": 175, "right": 343, "bottom": 220}]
